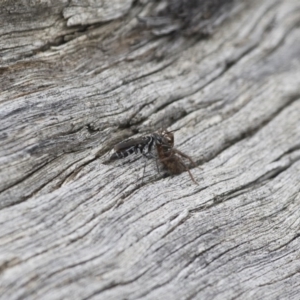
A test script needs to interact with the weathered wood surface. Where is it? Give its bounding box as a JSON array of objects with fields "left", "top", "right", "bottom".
[{"left": 1, "top": 0, "right": 300, "bottom": 299}]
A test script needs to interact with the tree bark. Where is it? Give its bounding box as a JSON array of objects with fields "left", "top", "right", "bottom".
[{"left": 1, "top": 0, "right": 300, "bottom": 299}]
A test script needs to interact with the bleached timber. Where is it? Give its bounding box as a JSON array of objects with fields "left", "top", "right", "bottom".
[{"left": 1, "top": 0, "right": 300, "bottom": 299}]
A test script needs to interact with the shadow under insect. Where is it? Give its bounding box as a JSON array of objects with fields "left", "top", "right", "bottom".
[{"left": 109, "top": 130, "right": 198, "bottom": 184}]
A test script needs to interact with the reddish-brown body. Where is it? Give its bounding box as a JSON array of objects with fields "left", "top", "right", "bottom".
[{"left": 156, "top": 130, "right": 198, "bottom": 184}]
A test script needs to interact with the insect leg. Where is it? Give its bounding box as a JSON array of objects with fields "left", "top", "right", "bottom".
[
  {"left": 141, "top": 157, "right": 149, "bottom": 184},
  {"left": 173, "top": 148, "right": 197, "bottom": 167},
  {"left": 180, "top": 160, "right": 198, "bottom": 185},
  {"left": 155, "top": 157, "right": 160, "bottom": 174}
]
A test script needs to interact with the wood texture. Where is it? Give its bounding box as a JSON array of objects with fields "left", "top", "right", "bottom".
[{"left": 1, "top": 0, "right": 300, "bottom": 299}]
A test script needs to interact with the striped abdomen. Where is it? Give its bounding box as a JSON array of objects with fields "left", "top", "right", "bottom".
[
  {"left": 110, "top": 135, "right": 156, "bottom": 160},
  {"left": 109, "top": 130, "right": 174, "bottom": 160}
]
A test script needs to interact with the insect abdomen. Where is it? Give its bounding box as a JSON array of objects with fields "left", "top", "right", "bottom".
[{"left": 109, "top": 136, "right": 155, "bottom": 160}]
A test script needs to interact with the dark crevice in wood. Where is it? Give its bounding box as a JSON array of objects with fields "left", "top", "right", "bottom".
[
  {"left": 56, "top": 159, "right": 97, "bottom": 187},
  {"left": 190, "top": 157, "right": 298, "bottom": 213},
  {"left": 9, "top": 195, "right": 103, "bottom": 259},
  {"left": 114, "top": 162, "right": 204, "bottom": 205},
  {"left": 0, "top": 155, "right": 59, "bottom": 207},
  {"left": 273, "top": 144, "right": 300, "bottom": 162},
  {"left": 151, "top": 227, "right": 219, "bottom": 264},
  {"left": 263, "top": 220, "right": 300, "bottom": 253},
  {"left": 142, "top": 0, "right": 235, "bottom": 36},
  {"left": 258, "top": 159, "right": 300, "bottom": 182},
  {"left": 201, "top": 95, "right": 300, "bottom": 166},
  {"left": 186, "top": 245, "right": 270, "bottom": 300},
  {"left": 27, "top": 156, "right": 88, "bottom": 199},
  {"left": 86, "top": 123, "right": 100, "bottom": 133},
  {"left": 123, "top": 58, "right": 176, "bottom": 86},
  {"left": 143, "top": 42, "right": 266, "bottom": 133},
  {"left": 258, "top": 192, "right": 299, "bottom": 230},
  {"left": 141, "top": 240, "right": 254, "bottom": 299},
  {"left": 112, "top": 184, "right": 190, "bottom": 227},
  {"left": 257, "top": 262, "right": 300, "bottom": 287},
  {"left": 82, "top": 265, "right": 153, "bottom": 300},
  {"left": 118, "top": 173, "right": 161, "bottom": 201}
]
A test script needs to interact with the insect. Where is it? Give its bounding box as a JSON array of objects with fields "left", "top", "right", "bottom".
[
  {"left": 109, "top": 129, "right": 197, "bottom": 184},
  {"left": 109, "top": 132, "right": 171, "bottom": 160},
  {"left": 155, "top": 130, "right": 198, "bottom": 184}
]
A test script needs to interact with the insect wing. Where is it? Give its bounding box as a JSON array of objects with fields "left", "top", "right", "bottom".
[{"left": 113, "top": 137, "right": 145, "bottom": 152}]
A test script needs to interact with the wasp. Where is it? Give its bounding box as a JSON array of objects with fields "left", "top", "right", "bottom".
[
  {"left": 109, "top": 131, "right": 171, "bottom": 160},
  {"left": 109, "top": 129, "right": 197, "bottom": 184}
]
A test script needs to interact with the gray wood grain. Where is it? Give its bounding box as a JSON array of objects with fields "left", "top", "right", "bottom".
[{"left": 1, "top": 0, "right": 300, "bottom": 299}]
